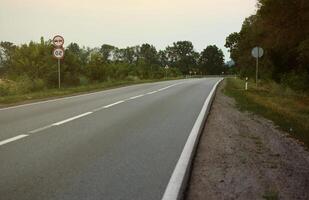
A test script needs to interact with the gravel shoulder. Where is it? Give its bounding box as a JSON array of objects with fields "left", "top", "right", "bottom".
[{"left": 185, "top": 81, "right": 309, "bottom": 200}]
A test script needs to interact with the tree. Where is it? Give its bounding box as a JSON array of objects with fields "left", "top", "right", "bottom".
[
  {"left": 166, "top": 41, "right": 198, "bottom": 74},
  {"left": 199, "top": 45, "right": 225, "bottom": 75},
  {"left": 225, "top": 0, "right": 309, "bottom": 90},
  {"left": 100, "top": 44, "right": 116, "bottom": 62},
  {"left": 158, "top": 50, "right": 168, "bottom": 67},
  {"left": 139, "top": 43, "right": 158, "bottom": 65},
  {"left": 225, "top": 32, "right": 240, "bottom": 62}
]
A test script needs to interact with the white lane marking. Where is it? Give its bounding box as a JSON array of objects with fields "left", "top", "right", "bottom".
[
  {"left": 161, "top": 78, "right": 223, "bottom": 200},
  {"left": 52, "top": 112, "right": 93, "bottom": 126},
  {"left": 103, "top": 101, "right": 125, "bottom": 108},
  {"left": 28, "top": 125, "right": 53, "bottom": 134},
  {"left": 1, "top": 81, "right": 186, "bottom": 145},
  {"left": 147, "top": 91, "right": 158, "bottom": 95},
  {"left": 0, "top": 134, "right": 29, "bottom": 146},
  {"left": 0, "top": 80, "right": 185, "bottom": 111},
  {"left": 157, "top": 83, "right": 183, "bottom": 92},
  {"left": 129, "top": 94, "right": 144, "bottom": 100},
  {"left": 91, "top": 107, "right": 105, "bottom": 112}
]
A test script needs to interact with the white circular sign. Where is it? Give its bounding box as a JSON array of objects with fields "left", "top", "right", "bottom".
[
  {"left": 252, "top": 47, "right": 264, "bottom": 58},
  {"left": 53, "top": 35, "right": 64, "bottom": 47},
  {"left": 53, "top": 48, "right": 64, "bottom": 59}
]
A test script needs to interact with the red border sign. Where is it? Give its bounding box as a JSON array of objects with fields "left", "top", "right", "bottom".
[
  {"left": 53, "top": 47, "right": 65, "bottom": 59},
  {"left": 52, "top": 35, "right": 64, "bottom": 47}
]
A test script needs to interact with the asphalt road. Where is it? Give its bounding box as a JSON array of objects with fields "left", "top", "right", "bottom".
[{"left": 0, "top": 78, "right": 220, "bottom": 200}]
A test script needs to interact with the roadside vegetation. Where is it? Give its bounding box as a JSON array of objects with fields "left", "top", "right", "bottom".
[
  {"left": 0, "top": 39, "right": 230, "bottom": 104},
  {"left": 224, "top": 78, "right": 309, "bottom": 148},
  {"left": 223, "top": 0, "right": 309, "bottom": 148},
  {"left": 0, "top": 78, "right": 181, "bottom": 106},
  {"left": 225, "top": 0, "right": 309, "bottom": 92}
]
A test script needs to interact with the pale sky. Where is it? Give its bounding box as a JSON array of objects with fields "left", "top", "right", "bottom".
[{"left": 0, "top": 0, "right": 257, "bottom": 59}]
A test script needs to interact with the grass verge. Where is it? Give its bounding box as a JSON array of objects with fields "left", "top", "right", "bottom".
[
  {"left": 223, "top": 78, "right": 309, "bottom": 148},
  {"left": 0, "top": 78, "right": 181, "bottom": 107}
]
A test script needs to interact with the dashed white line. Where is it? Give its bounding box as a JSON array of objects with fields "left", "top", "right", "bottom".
[
  {"left": 103, "top": 101, "right": 125, "bottom": 108},
  {"left": 52, "top": 112, "right": 93, "bottom": 126},
  {"left": 147, "top": 91, "right": 158, "bottom": 95},
  {"left": 1, "top": 82, "right": 185, "bottom": 146},
  {"left": 29, "top": 125, "right": 53, "bottom": 134},
  {"left": 129, "top": 94, "right": 144, "bottom": 100},
  {"left": 0, "top": 134, "right": 29, "bottom": 146}
]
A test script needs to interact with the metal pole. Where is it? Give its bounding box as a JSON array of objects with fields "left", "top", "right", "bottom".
[
  {"left": 58, "top": 59, "right": 61, "bottom": 89},
  {"left": 255, "top": 48, "right": 260, "bottom": 87}
]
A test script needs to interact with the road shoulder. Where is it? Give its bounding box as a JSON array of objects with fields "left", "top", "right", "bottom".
[{"left": 185, "top": 81, "right": 309, "bottom": 200}]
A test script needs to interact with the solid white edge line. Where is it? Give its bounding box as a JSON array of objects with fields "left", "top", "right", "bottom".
[
  {"left": 103, "top": 100, "right": 125, "bottom": 108},
  {"left": 0, "top": 134, "right": 29, "bottom": 146},
  {"left": 52, "top": 112, "right": 93, "bottom": 126},
  {"left": 161, "top": 78, "right": 223, "bottom": 200}
]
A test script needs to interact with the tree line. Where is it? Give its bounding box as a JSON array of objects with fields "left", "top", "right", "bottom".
[
  {"left": 0, "top": 38, "right": 227, "bottom": 94},
  {"left": 225, "top": 0, "right": 309, "bottom": 91}
]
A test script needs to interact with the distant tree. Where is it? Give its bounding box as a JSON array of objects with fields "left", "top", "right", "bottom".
[
  {"left": 100, "top": 44, "right": 116, "bottom": 62},
  {"left": 199, "top": 45, "right": 225, "bottom": 75},
  {"left": 158, "top": 50, "right": 168, "bottom": 67},
  {"left": 0, "top": 41, "right": 16, "bottom": 72},
  {"left": 166, "top": 41, "right": 198, "bottom": 74},
  {"left": 139, "top": 43, "right": 158, "bottom": 65},
  {"left": 225, "top": 32, "right": 240, "bottom": 62},
  {"left": 85, "top": 52, "right": 106, "bottom": 81}
]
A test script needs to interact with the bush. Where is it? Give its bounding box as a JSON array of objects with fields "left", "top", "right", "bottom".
[
  {"left": 281, "top": 71, "right": 309, "bottom": 92},
  {"left": 0, "top": 82, "right": 10, "bottom": 96},
  {"left": 125, "top": 75, "right": 140, "bottom": 81},
  {"left": 8, "top": 76, "right": 46, "bottom": 94}
]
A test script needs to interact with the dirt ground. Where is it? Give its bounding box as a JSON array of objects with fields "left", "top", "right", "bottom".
[{"left": 185, "top": 82, "right": 309, "bottom": 200}]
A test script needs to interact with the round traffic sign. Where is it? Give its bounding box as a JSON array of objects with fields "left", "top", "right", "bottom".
[
  {"left": 53, "top": 48, "right": 65, "bottom": 59},
  {"left": 252, "top": 47, "right": 264, "bottom": 58},
  {"left": 52, "top": 35, "right": 64, "bottom": 47}
]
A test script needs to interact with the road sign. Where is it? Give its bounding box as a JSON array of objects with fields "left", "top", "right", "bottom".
[
  {"left": 251, "top": 47, "right": 264, "bottom": 58},
  {"left": 52, "top": 35, "right": 64, "bottom": 47},
  {"left": 252, "top": 47, "right": 264, "bottom": 87},
  {"left": 53, "top": 48, "right": 64, "bottom": 59}
]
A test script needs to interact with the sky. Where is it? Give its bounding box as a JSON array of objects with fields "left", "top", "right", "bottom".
[{"left": 0, "top": 0, "right": 257, "bottom": 60}]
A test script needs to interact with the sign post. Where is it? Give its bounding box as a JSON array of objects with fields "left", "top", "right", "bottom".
[
  {"left": 165, "top": 65, "right": 169, "bottom": 79},
  {"left": 52, "top": 35, "right": 64, "bottom": 89},
  {"left": 251, "top": 47, "right": 264, "bottom": 87}
]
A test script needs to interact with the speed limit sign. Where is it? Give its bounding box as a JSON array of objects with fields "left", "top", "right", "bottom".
[{"left": 53, "top": 48, "right": 64, "bottom": 59}]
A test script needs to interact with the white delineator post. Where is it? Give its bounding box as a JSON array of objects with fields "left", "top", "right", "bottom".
[{"left": 245, "top": 77, "right": 248, "bottom": 90}]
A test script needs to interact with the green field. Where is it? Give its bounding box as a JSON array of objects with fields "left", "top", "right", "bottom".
[
  {"left": 223, "top": 78, "right": 309, "bottom": 148},
  {"left": 0, "top": 78, "right": 181, "bottom": 107}
]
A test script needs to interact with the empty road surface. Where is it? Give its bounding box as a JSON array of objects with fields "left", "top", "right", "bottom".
[{"left": 0, "top": 78, "right": 220, "bottom": 200}]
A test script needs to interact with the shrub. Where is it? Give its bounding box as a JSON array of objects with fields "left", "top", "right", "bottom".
[
  {"left": 0, "top": 82, "right": 10, "bottom": 96},
  {"left": 281, "top": 71, "right": 309, "bottom": 92}
]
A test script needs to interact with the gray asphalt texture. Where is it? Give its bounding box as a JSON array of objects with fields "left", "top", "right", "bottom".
[{"left": 0, "top": 78, "right": 220, "bottom": 200}]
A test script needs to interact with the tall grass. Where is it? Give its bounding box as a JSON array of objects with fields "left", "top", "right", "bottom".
[
  {"left": 0, "top": 77, "right": 182, "bottom": 106},
  {"left": 223, "top": 78, "right": 309, "bottom": 148}
]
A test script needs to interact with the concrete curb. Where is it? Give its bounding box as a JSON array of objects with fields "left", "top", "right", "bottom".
[{"left": 161, "top": 78, "right": 223, "bottom": 200}]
